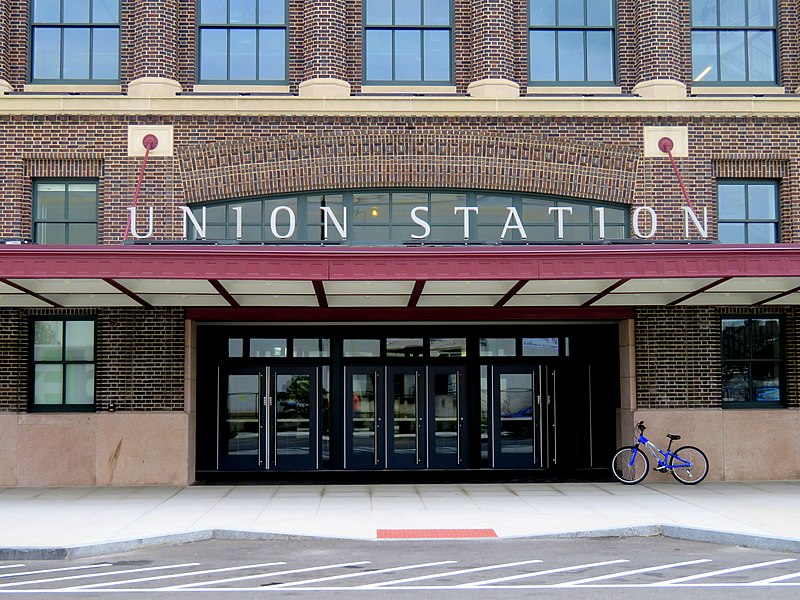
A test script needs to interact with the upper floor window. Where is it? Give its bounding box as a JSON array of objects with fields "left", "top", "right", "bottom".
[
  {"left": 364, "top": 0, "right": 452, "bottom": 84},
  {"left": 721, "top": 316, "right": 782, "bottom": 408},
  {"left": 33, "top": 181, "right": 98, "bottom": 244},
  {"left": 691, "top": 0, "right": 777, "bottom": 84},
  {"left": 717, "top": 181, "right": 778, "bottom": 243},
  {"left": 528, "top": 0, "right": 615, "bottom": 85},
  {"left": 198, "top": 0, "right": 288, "bottom": 83},
  {"left": 30, "top": 318, "right": 95, "bottom": 412},
  {"left": 30, "top": 0, "right": 119, "bottom": 83}
]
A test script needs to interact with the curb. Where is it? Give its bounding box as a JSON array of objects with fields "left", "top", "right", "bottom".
[{"left": 1, "top": 525, "right": 799, "bottom": 560}]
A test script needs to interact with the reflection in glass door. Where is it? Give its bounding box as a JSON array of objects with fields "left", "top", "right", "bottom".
[
  {"left": 220, "top": 367, "right": 263, "bottom": 470},
  {"left": 429, "top": 366, "right": 466, "bottom": 469},
  {"left": 345, "top": 367, "right": 383, "bottom": 469},
  {"left": 387, "top": 368, "right": 425, "bottom": 468},
  {"left": 490, "top": 367, "right": 540, "bottom": 468},
  {"left": 268, "top": 367, "right": 318, "bottom": 470}
]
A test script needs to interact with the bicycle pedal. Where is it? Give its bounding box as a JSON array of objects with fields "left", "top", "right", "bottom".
[{"left": 653, "top": 466, "right": 668, "bottom": 473}]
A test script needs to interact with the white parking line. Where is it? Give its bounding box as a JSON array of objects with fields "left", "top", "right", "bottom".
[
  {"left": 162, "top": 561, "right": 372, "bottom": 590},
  {"left": 456, "top": 559, "right": 630, "bottom": 587},
  {"left": 61, "top": 562, "right": 286, "bottom": 591},
  {"left": 265, "top": 561, "right": 457, "bottom": 588},
  {"left": 0, "top": 563, "right": 201, "bottom": 589},
  {"left": 0, "top": 566, "right": 25, "bottom": 571},
  {"left": 357, "top": 559, "right": 543, "bottom": 588},
  {"left": 659, "top": 558, "right": 797, "bottom": 585},
  {"left": 0, "top": 564, "right": 112, "bottom": 579},
  {"left": 555, "top": 559, "right": 712, "bottom": 586},
  {"left": 750, "top": 570, "right": 800, "bottom": 585}
]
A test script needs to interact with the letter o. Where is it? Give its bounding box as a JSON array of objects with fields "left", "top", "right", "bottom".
[
  {"left": 632, "top": 206, "right": 657, "bottom": 239},
  {"left": 270, "top": 205, "right": 296, "bottom": 239}
]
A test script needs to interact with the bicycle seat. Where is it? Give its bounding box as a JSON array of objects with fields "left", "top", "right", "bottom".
[{"left": 666, "top": 434, "right": 681, "bottom": 441}]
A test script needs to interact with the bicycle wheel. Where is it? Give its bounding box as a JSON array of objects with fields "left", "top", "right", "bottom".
[
  {"left": 669, "top": 445, "right": 709, "bottom": 485},
  {"left": 611, "top": 446, "right": 649, "bottom": 484}
]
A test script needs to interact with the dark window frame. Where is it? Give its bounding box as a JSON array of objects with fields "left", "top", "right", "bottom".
[
  {"left": 527, "top": 0, "right": 617, "bottom": 86},
  {"left": 32, "top": 179, "right": 99, "bottom": 245},
  {"left": 29, "top": 316, "right": 97, "bottom": 413},
  {"left": 717, "top": 179, "right": 779, "bottom": 244},
  {"left": 29, "top": 0, "right": 121, "bottom": 84},
  {"left": 196, "top": 0, "right": 289, "bottom": 84},
  {"left": 721, "top": 315, "right": 784, "bottom": 409}
]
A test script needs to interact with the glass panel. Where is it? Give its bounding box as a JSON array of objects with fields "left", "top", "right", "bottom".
[
  {"left": 392, "top": 372, "right": 417, "bottom": 455},
  {"left": 558, "top": 30, "right": 585, "bottom": 81},
  {"left": 423, "top": 29, "right": 450, "bottom": 81},
  {"left": 692, "top": 31, "right": 718, "bottom": 82},
  {"left": 63, "top": 0, "right": 90, "bottom": 23},
  {"left": 721, "top": 318, "right": 748, "bottom": 359},
  {"left": 230, "top": 28, "right": 257, "bottom": 80},
  {"left": 354, "top": 193, "right": 389, "bottom": 223},
  {"left": 92, "top": 28, "right": 119, "bottom": 79},
  {"left": 751, "top": 318, "right": 779, "bottom": 359},
  {"left": 424, "top": 0, "right": 450, "bottom": 25},
  {"left": 748, "top": 0, "right": 774, "bottom": 26},
  {"left": 719, "top": 30, "right": 746, "bottom": 81},
  {"left": 201, "top": 0, "right": 228, "bottom": 24},
  {"left": 33, "top": 0, "right": 61, "bottom": 22},
  {"left": 530, "top": 0, "right": 556, "bottom": 26},
  {"left": 65, "top": 363, "right": 94, "bottom": 404},
  {"left": 293, "top": 338, "right": 330, "bottom": 357},
  {"left": 365, "top": 0, "right": 392, "bottom": 24},
  {"left": 586, "top": 31, "right": 613, "bottom": 82},
  {"left": 92, "top": 0, "right": 119, "bottom": 22},
  {"left": 747, "top": 222, "right": 776, "bottom": 243},
  {"left": 692, "top": 0, "right": 717, "bottom": 26},
  {"left": 720, "top": 0, "right": 746, "bottom": 26},
  {"left": 386, "top": 338, "right": 424, "bottom": 357},
  {"left": 718, "top": 222, "right": 746, "bottom": 243},
  {"left": 430, "top": 338, "right": 466, "bottom": 357},
  {"left": 259, "top": 0, "right": 285, "bottom": 24},
  {"left": 722, "top": 362, "right": 749, "bottom": 403},
  {"left": 36, "top": 223, "right": 67, "bottom": 244},
  {"left": 32, "top": 28, "right": 61, "bottom": 80},
  {"left": 351, "top": 373, "right": 377, "bottom": 459},
  {"left": 35, "top": 364, "right": 63, "bottom": 405},
  {"left": 67, "top": 223, "right": 96, "bottom": 244},
  {"left": 392, "top": 192, "right": 427, "bottom": 223},
  {"left": 430, "top": 193, "right": 465, "bottom": 224},
  {"left": 395, "top": 0, "right": 421, "bottom": 25},
  {"left": 746, "top": 185, "right": 776, "bottom": 219},
  {"left": 64, "top": 321, "right": 94, "bottom": 361},
  {"left": 228, "top": 338, "right": 244, "bottom": 357},
  {"left": 480, "top": 366, "right": 489, "bottom": 463},
  {"left": 67, "top": 184, "right": 97, "bottom": 220},
  {"left": 36, "top": 183, "right": 66, "bottom": 220},
  {"left": 395, "top": 29, "right": 422, "bottom": 81},
  {"left": 230, "top": 0, "right": 257, "bottom": 24},
  {"left": 747, "top": 30, "right": 775, "bottom": 82},
  {"left": 433, "top": 371, "right": 458, "bottom": 455},
  {"left": 752, "top": 362, "right": 780, "bottom": 402},
  {"left": 365, "top": 29, "right": 393, "bottom": 81},
  {"left": 499, "top": 373, "right": 534, "bottom": 455},
  {"left": 275, "top": 373, "right": 311, "bottom": 457},
  {"left": 63, "top": 28, "right": 91, "bottom": 79},
  {"left": 250, "top": 338, "right": 287, "bottom": 357},
  {"left": 200, "top": 29, "right": 228, "bottom": 80},
  {"left": 259, "top": 29, "right": 286, "bottom": 81},
  {"left": 34, "top": 321, "right": 63, "bottom": 361},
  {"left": 344, "top": 339, "right": 381, "bottom": 357},
  {"left": 227, "top": 374, "right": 259, "bottom": 456},
  {"left": 587, "top": 0, "right": 613, "bottom": 26},
  {"left": 480, "top": 338, "right": 516, "bottom": 357},
  {"left": 522, "top": 337, "right": 559, "bottom": 356},
  {"left": 321, "top": 366, "right": 330, "bottom": 466},
  {"left": 718, "top": 184, "right": 746, "bottom": 219},
  {"left": 530, "top": 30, "right": 556, "bottom": 81},
  {"left": 558, "top": 0, "right": 584, "bottom": 26}
]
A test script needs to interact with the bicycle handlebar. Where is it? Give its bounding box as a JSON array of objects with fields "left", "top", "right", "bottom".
[{"left": 636, "top": 420, "right": 646, "bottom": 432}]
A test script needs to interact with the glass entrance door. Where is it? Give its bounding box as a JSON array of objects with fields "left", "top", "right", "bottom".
[
  {"left": 428, "top": 366, "right": 466, "bottom": 469},
  {"left": 345, "top": 367, "right": 384, "bottom": 469},
  {"left": 489, "top": 366, "right": 541, "bottom": 468},
  {"left": 386, "top": 367, "right": 425, "bottom": 469},
  {"left": 220, "top": 367, "right": 264, "bottom": 470}
]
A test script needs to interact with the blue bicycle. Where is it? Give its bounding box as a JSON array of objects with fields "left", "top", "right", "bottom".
[{"left": 611, "top": 421, "right": 709, "bottom": 485}]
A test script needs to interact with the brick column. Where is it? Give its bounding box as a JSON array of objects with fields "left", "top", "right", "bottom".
[
  {"left": 299, "top": 0, "right": 350, "bottom": 97},
  {"left": 0, "top": 0, "right": 10, "bottom": 94},
  {"left": 467, "top": 0, "right": 519, "bottom": 97},
  {"left": 127, "top": 0, "right": 181, "bottom": 97},
  {"left": 632, "top": 0, "right": 687, "bottom": 98}
]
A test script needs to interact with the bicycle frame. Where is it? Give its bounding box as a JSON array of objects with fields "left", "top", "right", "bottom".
[{"left": 630, "top": 434, "right": 692, "bottom": 471}]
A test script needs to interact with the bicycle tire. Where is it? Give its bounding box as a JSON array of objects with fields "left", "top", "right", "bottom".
[
  {"left": 669, "top": 445, "right": 709, "bottom": 485},
  {"left": 611, "top": 446, "right": 649, "bottom": 484}
]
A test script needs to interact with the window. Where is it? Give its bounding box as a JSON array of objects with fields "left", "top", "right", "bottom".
[
  {"left": 528, "top": 0, "right": 615, "bottom": 85},
  {"left": 691, "top": 0, "right": 776, "bottom": 84},
  {"left": 198, "top": 0, "right": 287, "bottom": 83},
  {"left": 721, "top": 317, "right": 782, "bottom": 407},
  {"left": 717, "top": 181, "right": 778, "bottom": 243},
  {"left": 364, "top": 0, "right": 452, "bottom": 84},
  {"left": 30, "top": 0, "right": 119, "bottom": 83},
  {"left": 30, "top": 318, "right": 95, "bottom": 411},
  {"left": 33, "top": 181, "right": 98, "bottom": 244}
]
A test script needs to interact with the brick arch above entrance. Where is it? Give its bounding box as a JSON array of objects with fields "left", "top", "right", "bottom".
[{"left": 176, "top": 132, "right": 640, "bottom": 205}]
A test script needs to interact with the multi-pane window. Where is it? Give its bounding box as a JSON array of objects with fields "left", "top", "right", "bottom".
[
  {"left": 528, "top": 0, "right": 615, "bottom": 85},
  {"left": 721, "top": 317, "right": 782, "bottom": 407},
  {"left": 198, "top": 0, "right": 287, "bottom": 83},
  {"left": 717, "top": 181, "right": 778, "bottom": 243},
  {"left": 30, "top": 0, "right": 119, "bottom": 83},
  {"left": 30, "top": 319, "right": 95, "bottom": 411},
  {"left": 33, "top": 181, "right": 98, "bottom": 244},
  {"left": 691, "top": 0, "right": 777, "bottom": 84},
  {"left": 364, "top": 0, "right": 452, "bottom": 84}
]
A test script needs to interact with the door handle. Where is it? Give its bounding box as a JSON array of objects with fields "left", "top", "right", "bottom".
[
  {"left": 374, "top": 371, "right": 380, "bottom": 466},
  {"left": 456, "top": 370, "right": 462, "bottom": 465},
  {"left": 415, "top": 371, "right": 420, "bottom": 465},
  {"left": 258, "top": 371, "right": 263, "bottom": 467}
]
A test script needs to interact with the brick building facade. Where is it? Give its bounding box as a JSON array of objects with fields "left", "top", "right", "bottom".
[{"left": 0, "top": 0, "right": 799, "bottom": 485}]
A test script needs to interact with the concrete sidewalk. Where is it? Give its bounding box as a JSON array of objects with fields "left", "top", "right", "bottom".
[{"left": 1, "top": 481, "right": 800, "bottom": 558}]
